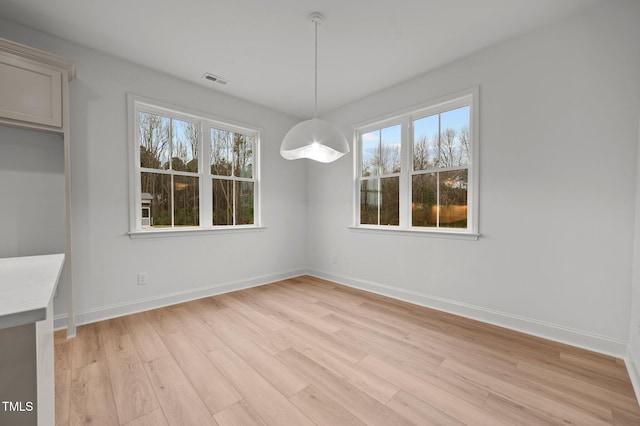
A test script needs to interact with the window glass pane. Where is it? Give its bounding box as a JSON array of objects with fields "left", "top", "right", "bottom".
[
  {"left": 412, "top": 173, "right": 437, "bottom": 227},
  {"left": 439, "top": 169, "right": 468, "bottom": 229},
  {"left": 234, "top": 134, "right": 254, "bottom": 178},
  {"left": 380, "top": 125, "right": 401, "bottom": 174},
  {"left": 211, "top": 128, "right": 233, "bottom": 176},
  {"left": 173, "top": 176, "right": 199, "bottom": 226},
  {"left": 171, "top": 119, "right": 198, "bottom": 172},
  {"left": 360, "top": 179, "right": 378, "bottom": 224},
  {"left": 361, "top": 130, "right": 379, "bottom": 177},
  {"left": 380, "top": 176, "right": 399, "bottom": 225},
  {"left": 139, "top": 112, "right": 170, "bottom": 169},
  {"left": 439, "top": 106, "right": 470, "bottom": 167},
  {"left": 413, "top": 114, "right": 438, "bottom": 171},
  {"left": 235, "top": 181, "right": 254, "bottom": 225},
  {"left": 141, "top": 172, "right": 171, "bottom": 227},
  {"left": 212, "top": 178, "right": 233, "bottom": 225}
]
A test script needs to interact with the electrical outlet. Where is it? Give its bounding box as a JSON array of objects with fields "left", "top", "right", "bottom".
[
  {"left": 332, "top": 255, "right": 338, "bottom": 265},
  {"left": 138, "top": 272, "right": 148, "bottom": 285}
]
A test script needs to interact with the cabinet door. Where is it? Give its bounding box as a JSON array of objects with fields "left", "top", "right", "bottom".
[{"left": 0, "top": 52, "right": 63, "bottom": 128}]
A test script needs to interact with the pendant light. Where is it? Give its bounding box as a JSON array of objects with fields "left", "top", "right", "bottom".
[{"left": 280, "top": 12, "right": 349, "bottom": 163}]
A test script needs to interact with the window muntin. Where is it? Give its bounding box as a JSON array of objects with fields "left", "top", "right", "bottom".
[
  {"left": 359, "top": 124, "right": 402, "bottom": 226},
  {"left": 132, "top": 98, "right": 259, "bottom": 233},
  {"left": 355, "top": 90, "right": 477, "bottom": 235},
  {"left": 210, "top": 127, "right": 255, "bottom": 226},
  {"left": 411, "top": 105, "right": 470, "bottom": 229},
  {"left": 138, "top": 112, "right": 200, "bottom": 228}
]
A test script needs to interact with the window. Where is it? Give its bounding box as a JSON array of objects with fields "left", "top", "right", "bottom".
[
  {"left": 129, "top": 95, "right": 260, "bottom": 234},
  {"left": 355, "top": 89, "right": 478, "bottom": 237}
]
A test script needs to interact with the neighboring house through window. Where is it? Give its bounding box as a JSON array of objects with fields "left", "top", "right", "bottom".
[
  {"left": 129, "top": 95, "right": 260, "bottom": 235},
  {"left": 355, "top": 88, "right": 479, "bottom": 238}
]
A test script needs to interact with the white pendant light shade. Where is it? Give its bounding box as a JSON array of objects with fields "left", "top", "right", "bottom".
[
  {"left": 280, "top": 12, "right": 349, "bottom": 163},
  {"left": 280, "top": 118, "right": 349, "bottom": 163}
]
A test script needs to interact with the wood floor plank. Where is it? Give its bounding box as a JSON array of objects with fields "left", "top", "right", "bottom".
[
  {"left": 358, "top": 354, "right": 508, "bottom": 426},
  {"left": 263, "top": 285, "right": 336, "bottom": 318},
  {"left": 291, "top": 341, "right": 400, "bottom": 404},
  {"left": 206, "top": 302, "right": 290, "bottom": 355},
  {"left": 612, "top": 407, "right": 640, "bottom": 426},
  {"left": 222, "top": 292, "right": 286, "bottom": 332},
  {"left": 123, "top": 312, "right": 171, "bottom": 362},
  {"left": 331, "top": 314, "right": 444, "bottom": 367},
  {"left": 207, "top": 346, "right": 315, "bottom": 426},
  {"left": 289, "top": 385, "right": 366, "bottom": 426},
  {"left": 255, "top": 291, "right": 342, "bottom": 334},
  {"left": 145, "top": 307, "right": 183, "bottom": 337},
  {"left": 55, "top": 328, "right": 69, "bottom": 345},
  {"left": 214, "top": 326, "right": 308, "bottom": 398},
  {"left": 144, "top": 355, "right": 218, "bottom": 425},
  {"left": 317, "top": 301, "right": 410, "bottom": 340},
  {"left": 403, "top": 328, "right": 520, "bottom": 372},
  {"left": 97, "top": 316, "right": 130, "bottom": 342},
  {"left": 161, "top": 332, "right": 242, "bottom": 414},
  {"left": 55, "top": 368, "right": 71, "bottom": 426},
  {"left": 293, "top": 281, "right": 364, "bottom": 309},
  {"left": 71, "top": 323, "right": 105, "bottom": 369},
  {"left": 70, "top": 360, "right": 119, "bottom": 426},
  {"left": 516, "top": 358, "right": 640, "bottom": 416},
  {"left": 276, "top": 348, "right": 413, "bottom": 426},
  {"left": 55, "top": 339, "right": 73, "bottom": 371},
  {"left": 278, "top": 319, "right": 368, "bottom": 363},
  {"left": 182, "top": 297, "right": 233, "bottom": 330},
  {"left": 214, "top": 400, "right": 268, "bottom": 426},
  {"left": 102, "top": 333, "right": 159, "bottom": 424},
  {"left": 336, "top": 327, "right": 491, "bottom": 409},
  {"left": 440, "top": 357, "right": 613, "bottom": 425},
  {"left": 123, "top": 408, "right": 169, "bottom": 426},
  {"left": 59, "top": 276, "right": 640, "bottom": 426},
  {"left": 559, "top": 351, "right": 635, "bottom": 387},
  {"left": 482, "top": 393, "right": 570, "bottom": 426},
  {"left": 387, "top": 390, "right": 465, "bottom": 426},
  {"left": 169, "top": 306, "right": 226, "bottom": 353}
]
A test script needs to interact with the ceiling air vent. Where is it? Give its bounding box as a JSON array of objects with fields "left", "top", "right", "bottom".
[{"left": 202, "top": 73, "right": 229, "bottom": 85}]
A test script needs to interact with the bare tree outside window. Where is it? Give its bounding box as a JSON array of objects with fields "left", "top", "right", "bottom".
[
  {"left": 211, "top": 128, "right": 255, "bottom": 226},
  {"left": 132, "top": 99, "right": 260, "bottom": 232},
  {"left": 412, "top": 106, "right": 470, "bottom": 228},
  {"left": 139, "top": 111, "right": 199, "bottom": 228},
  {"left": 360, "top": 125, "right": 401, "bottom": 225},
  {"left": 356, "top": 92, "right": 476, "bottom": 233}
]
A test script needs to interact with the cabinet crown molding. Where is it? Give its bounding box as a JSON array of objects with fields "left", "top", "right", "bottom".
[{"left": 0, "top": 37, "right": 76, "bottom": 81}]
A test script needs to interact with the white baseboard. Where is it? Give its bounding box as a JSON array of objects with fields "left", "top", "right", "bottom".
[
  {"left": 307, "top": 269, "right": 629, "bottom": 358},
  {"left": 54, "top": 268, "right": 306, "bottom": 330}
]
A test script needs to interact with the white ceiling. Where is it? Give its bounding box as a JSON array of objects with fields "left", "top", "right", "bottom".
[{"left": 0, "top": 0, "right": 602, "bottom": 119}]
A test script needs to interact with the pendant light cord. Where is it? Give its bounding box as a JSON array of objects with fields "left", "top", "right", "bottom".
[{"left": 314, "top": 18, "right": 318, "bottom": 120}]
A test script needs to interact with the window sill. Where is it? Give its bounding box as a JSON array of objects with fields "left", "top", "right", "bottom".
[
  {"left": 348, "top": 226, "right": 480, "bottom": 240},
  {"left": 129, "top": 226, "right": 266, "bottom": 239}
]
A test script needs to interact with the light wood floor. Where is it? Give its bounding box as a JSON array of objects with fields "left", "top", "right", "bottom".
[{"left": 54, "top": 275, "right": 640, "bottom": 425}]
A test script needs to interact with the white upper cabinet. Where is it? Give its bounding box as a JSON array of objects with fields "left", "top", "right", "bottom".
[{"left": 0, "top": 38, "right": 75, "bottom": 132}]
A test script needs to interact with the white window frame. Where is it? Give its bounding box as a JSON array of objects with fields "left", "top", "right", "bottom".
[
  {"left": 352, "top": 88, "right": 479, "bottom": 240},
  {"left": 127, "top": 94, "right": 261, "bottom": 238}
]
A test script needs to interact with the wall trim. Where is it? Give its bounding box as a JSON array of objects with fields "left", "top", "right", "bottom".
[
  {"left": 307, "top": 268, "right": 629, "bottom": 358},
  {"left": 54, "top": 268, "right": 306, "bottom": 331}
]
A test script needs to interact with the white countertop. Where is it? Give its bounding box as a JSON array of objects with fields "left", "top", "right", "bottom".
[{"left": 0, "top": 254, "right": 65, "bottom": 330}]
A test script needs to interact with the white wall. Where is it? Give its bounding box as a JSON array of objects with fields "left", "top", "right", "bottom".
[
  {"left": 0, "top": 126, "right": 68, "bottom": 314},
  {"left": 2, "top": 1, "right": 640, "bottom": 362},
  {"left": 0, "top": 19, "right": 307, "bottom": 327},
  {"left": 308, "top": 0, "right": 640, "bottom": 356},
  {"left": 629, "top": 111, "right": 640, "bottom": 395}
]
